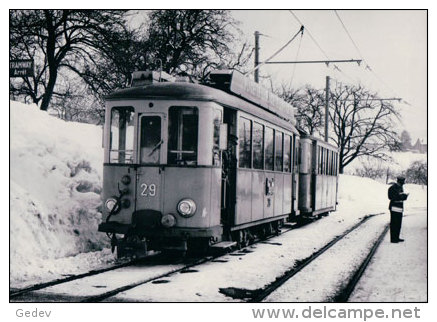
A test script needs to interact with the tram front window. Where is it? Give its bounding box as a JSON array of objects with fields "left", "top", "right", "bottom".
[
  {"left": 109, "top": 106, "right": 134, "bottom": 163},
  {"left": 168, "top": 106, "right": 198, "bottom": 165},
  {"left": 140, "top": 116, "right": 162, "bottom": 164}
]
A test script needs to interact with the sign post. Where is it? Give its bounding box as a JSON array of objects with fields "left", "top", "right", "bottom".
[{"left": 9, "top": 59, "right": 34, "bottom": 77}]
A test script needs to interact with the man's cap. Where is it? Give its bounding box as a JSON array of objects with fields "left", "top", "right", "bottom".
[{"left": 397, "top": 176, "right": 406, "bottom": 183}]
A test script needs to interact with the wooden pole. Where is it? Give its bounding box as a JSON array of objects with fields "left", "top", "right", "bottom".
[
  {"left": 254, "top": 31, "right": 260, "bottom": 83},
  {"left": 325, "top": 75, "right": 330, "bottom": 142}
]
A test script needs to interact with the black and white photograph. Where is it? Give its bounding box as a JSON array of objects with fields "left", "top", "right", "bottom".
[{"left": 8, "top": 7, "right": 429, "bottom": 320}]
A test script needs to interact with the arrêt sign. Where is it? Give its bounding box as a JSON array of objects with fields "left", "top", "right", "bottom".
[{"left": 10, "top": 59, "right": 34, "bottom": 77}]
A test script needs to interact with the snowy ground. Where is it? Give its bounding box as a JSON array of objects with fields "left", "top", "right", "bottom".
[
  {"left": 9, "top": 100, "right": 427, "bottom": 302},
  {"left": 349, "top": 207, "right": 427, "bottom": 302}
]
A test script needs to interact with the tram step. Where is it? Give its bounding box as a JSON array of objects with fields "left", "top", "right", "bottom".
[{"left": 210, "top": 241, "right": 237, "bottom": 249}]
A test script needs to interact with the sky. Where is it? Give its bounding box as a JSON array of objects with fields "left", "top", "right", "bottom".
[{"left": 231, "top": 10, "right": 427, "bottom": 143}]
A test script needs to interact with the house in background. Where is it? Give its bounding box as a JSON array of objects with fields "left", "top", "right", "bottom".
[{"left": 412, "top": 139, "right": 427, "bottom": 154}]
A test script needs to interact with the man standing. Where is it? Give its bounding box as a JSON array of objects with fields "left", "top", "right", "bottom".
[{"left": 388, "top": 176, "right": 409, "bottom": 243}]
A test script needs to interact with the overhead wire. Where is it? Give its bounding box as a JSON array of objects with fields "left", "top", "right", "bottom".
[
  {"left": 289, "top": 10, "right": 330, "bottom": 60},
  {"left": 288, "top": 10, "right": 355, "bottom": 83},
  {"left": 289, "top": 31, "right": 304, "bottom": 88},
  {"left": 333, "top": 10, "right": 367, "bottom": 60},
  {"left": 245, "top": 25, "right": 304, "bottom": 77},
  {"left": 333, "top": 10, "right": 410, "bottom": 105}
]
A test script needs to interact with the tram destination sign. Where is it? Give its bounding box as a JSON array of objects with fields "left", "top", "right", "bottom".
[{"left": 10, "top": 59, "right": 34, "bottom": 77}]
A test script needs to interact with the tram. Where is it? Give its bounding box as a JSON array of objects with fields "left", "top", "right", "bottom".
[{"left": 98, "top": 70, "right": 339, "bottom": 256}]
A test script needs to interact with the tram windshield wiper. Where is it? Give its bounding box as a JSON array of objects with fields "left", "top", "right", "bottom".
[{"left": 148, "top": 140, "right": 163, "bottom": 157}]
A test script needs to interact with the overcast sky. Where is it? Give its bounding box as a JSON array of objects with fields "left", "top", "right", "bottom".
[{"left": 231, "top": 10, "right": 427, "bottom": 142}]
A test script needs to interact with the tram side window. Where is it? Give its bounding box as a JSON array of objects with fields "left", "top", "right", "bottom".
[
  {"left": 284, "top": 135, "right": 291, "bottom": 172},
  {"left": 334, "top": 152, "right": 338, "bottom": 175},
  {"left": 212, "top": 109, "right": 222, "bottom": 165},
  {"left": 168, "top": 106, "right": 198, "bottom": 165},
  {"left": 110, "top": 106, "right": 134, "bottom": 164},
  {"left": 265, "top": 127, "right": 274, "bottom": 171},
  {"left": 239, "top": 117, "right": 252, "bottom": 168},
  {"left": 253, "top": 122, "right": 264, "bottom": 169},
  {"left": 324, "top": 148, "right": 327, "bottom": 175},
  {"left": 324, "top": 149, "right": 328, "bottom": 175},
  {"left": 321, "top": 147, "right": 325, "bottom": 175},
  {"left": 275, "top": 131, "right": 283, "bottom": 171},
  {"left": 294, "top": 138, "right": 299, "bottom": 169},
  {"left": 318, "top": 146, "right": 321, "bottom": 174},
  {"left": 330, "top": 151, "right": 333, "bottom": 175}
]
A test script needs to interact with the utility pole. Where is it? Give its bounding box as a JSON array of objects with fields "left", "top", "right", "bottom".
[
  {"left": 254, "top": 31, "right": 260, "bottom": 83},
  {"left": 252, "top": 34, "right": 367, "bottom": 143},
  {"left": 325, "top": 76, "right": 330, "bottom": 142}
]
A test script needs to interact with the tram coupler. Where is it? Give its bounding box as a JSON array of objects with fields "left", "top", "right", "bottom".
[{"left": 116, "top": 235, "right": 148, "bottom": 259}]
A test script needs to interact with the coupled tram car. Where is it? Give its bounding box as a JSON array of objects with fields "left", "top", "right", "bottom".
[{"left": 98, "top": 69, "right": 339, "bottom": 257}]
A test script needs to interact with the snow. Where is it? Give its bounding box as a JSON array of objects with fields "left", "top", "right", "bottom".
[
  {"left": 345, "top": 152, "right": 427, "bottom": 179},
  {"left": 349, "top": 208, "right": 427, "bottom": 302},
  {"left": 10, "top": 101, "right": 113, "bottom": 288},
  {"left": 264, "top": 215, "right": 389, "bottom": 302},
  {"left": 9, "top": 100, "right": 427, "bottom": 302}
]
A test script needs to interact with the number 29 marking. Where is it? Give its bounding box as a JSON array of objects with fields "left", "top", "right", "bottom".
[{"left": 141, "top": 183, "right": 156, "bottom": 197}]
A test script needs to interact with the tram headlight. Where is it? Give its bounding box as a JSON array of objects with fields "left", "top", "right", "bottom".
[
  {"left": 105, "top": 198, "right": 119, "bottom": 213},
  {"left": 177, "top": 199, "right": 197, "bottom": 217},
  {"left": 161, "top": 214, "right": 176, "bottom": 228}
]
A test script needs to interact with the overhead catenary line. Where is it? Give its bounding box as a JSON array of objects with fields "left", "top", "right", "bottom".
[
  {"left": 333, "top": 10, "right": 408, "bottom": 104},
  {"left": 288, "top": 10, "right": 353, "bottom": 81},
  {"left": 343, "top": 98, "right": 402, "bottom": 102},
  {"left": 330, "top": 77, "right": 402, "bottom": 104},
  {"left": 333, "top": 10, "right": 367, "bottom": 61},
  {"left": 246, "top": 25, "right": 304, "bottom": 77},
  {"left": 289, "top": 30, "right": 304, "bottom": 88},
  {"left": 289, "top": 10, "right": 330, "bottom": 60},
  {"left": 265, "top": 59, "right": 362, "bottom": 65}
]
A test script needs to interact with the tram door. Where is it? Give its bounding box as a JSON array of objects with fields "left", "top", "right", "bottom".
[
  {"left": 221, "top": 108, "right": 237, "bottom": 233},
  {"left": 135, "top": 114, "right": 165, "bottom": 214}
]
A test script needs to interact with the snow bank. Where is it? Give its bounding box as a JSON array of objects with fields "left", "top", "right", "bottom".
[{"left": 10, "top": 101, "right": 111, "bottom": 286}]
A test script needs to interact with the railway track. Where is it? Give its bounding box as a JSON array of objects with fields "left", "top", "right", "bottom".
[
  {"left": 237, "top": 213, "right": 381, "bottom": 302},
  {"left": 11, "top": 214, "right": 385, "bottom": 302},
  {"left": 10, "top": 224, "right": 295, "bottom": 302},
  {"left": 10, "top": 258, "right": 135, "bottom": 299},
  {"left": 331, "top": 223, "right": 389, "bottom": 302}
]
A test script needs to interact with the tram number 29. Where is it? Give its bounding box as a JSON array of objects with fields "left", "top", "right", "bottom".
[{"left": 140, "top": 183, "right": 156, "bottom": 197}]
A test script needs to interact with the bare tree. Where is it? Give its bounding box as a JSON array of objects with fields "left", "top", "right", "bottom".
[
  {"left": 330, "top": 84, "right": 401, "bottom": 173},
  {"left": 281, "top": 85, "right": 325, "bottom": 136},
  {"left": 142, "top": 10, "right": 250, "bottom": 81},
  {"left": 9, "top": 10, "right": 130, "bottom": 111}
]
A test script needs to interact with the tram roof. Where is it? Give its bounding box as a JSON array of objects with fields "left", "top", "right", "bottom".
[
  {"left": 106, "top": 80, "right": 297, "bottom": 133},
  {"left": 299, "top": 131, "right": 339, "bottom": 150}
]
